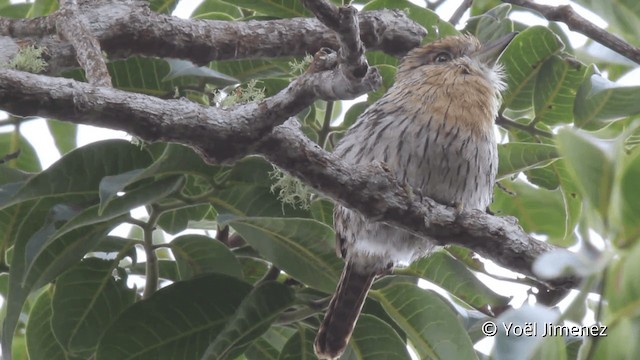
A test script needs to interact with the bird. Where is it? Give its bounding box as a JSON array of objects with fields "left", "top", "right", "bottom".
[{"left": 313, "top": 32, "right": 517, "bottom": 359}]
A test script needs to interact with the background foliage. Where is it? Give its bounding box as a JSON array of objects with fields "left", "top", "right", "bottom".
[{"left": 1, "top": 0, "right": 640, "bottom": 359}]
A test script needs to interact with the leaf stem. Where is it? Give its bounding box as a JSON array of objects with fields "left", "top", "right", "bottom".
[
  {"left": 496, "top": 114, "right": 554, "bottom": 138},
  {"left": 318, "top": 101, "right": 334, "bottom": 149},
  {"left": 142, "top": 204, "right": 162, "bottom": 299}
]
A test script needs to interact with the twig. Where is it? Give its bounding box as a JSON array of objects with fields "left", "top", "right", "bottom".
[
  {"left": 449, "top": 0, "right": 473, "bottom": 26},
  {"left": 502, "top": 0, "right": 640, "bottom": 65},
  {"left": 318, "top": 101, "right": 334, "bottom": 148},
  {"left": 302, "top": 0, "right": 370, "bottom": 78},
  {"left": 55, "top": 0, "right": 111, "bottom": 86},
  {"left": 142, "top": 205, "right": 161, "bottom": 299},
  {"left": 496, "top": 114, "right": 554, "bottom": 138}
]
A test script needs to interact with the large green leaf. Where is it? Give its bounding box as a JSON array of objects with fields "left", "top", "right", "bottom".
[
  {"left": 363, "top": 0, "right": 459, "bottom": 42},
  {"left": 245, "top": 326, "right": 295, "bottom": 360},
  {"left": 608, "top": 240, "right": 640, "bottom": 313},
  {"left": 26, "top": 289, "right": 83, "bottom": 360},
  {"left": 500, "top": 26, "right": 564, "bottom": 110},
  {"left": 533, "top": 55, "right": 587, "bottom": 125},
  {"left": 170, "top": 234, "right": 243, "bottom": 280},
  {"left": 193, "top": 0, "right": 243, "bottom": 19},
  {"left": 492, "top": 180, "right": 569, "bottom": 241},
  {"left": 149, "top": 0, "right": 178, "bottom": 14},
  {"left": 404, "top": 250, "right": 510, "bottom": 312},
  {"left": 220, "top": 0, "right": 310, "bottom": 18},
  {"left": 572, "top": 0, "right": 640, "bottom": 46},
  {"left": 465, "top": 4, "right": 514, "bottom": 43},
  {"left": 0, "top": 131, "right": 40, "bottom": 173},
  {"left": 0, "top": 140, "right": 152, "bottom": 210},
  {"left": 611, "top": 146, "right": 640, "bottom": 245},
  {"left": 278, "top": 327, "right": 316, "bottom": 360},
  {"left": 372, "top": 283, "right": 477, "bottom": 360},
  {"left": 574, "top": 70, "right": 640, "bottom": 130},
  {"left": 556, "top": 128, "right": 619, "bottom": 220},
  {"left": 96, "top": 274, "right": 253, "bottom": 360},
  {"left": 46, "top": 119, "right": 77, "bottom": 155},
  {"left": 50, "top": 258, "right": 136, "bottom": 354},
  {"left": 219, "top": 215, "right": 341, "bottom": 293},
  {"left": 497, "top": 142, "right": 559, "bottom": 180},
  {"left": 492, "top": 305, "right": 559, "bottom": 360},
  {"left": 2, "top": 197, "right": 104, "bottom": 360},
  {"left": 202, "top": 282, "right": 295, "bottom": 360},
  {"left": 345, "top": 314, "right": 411, "bottom": 360},
  {"left": 210, "top": 157, "right": 310, "bottom": 218}
]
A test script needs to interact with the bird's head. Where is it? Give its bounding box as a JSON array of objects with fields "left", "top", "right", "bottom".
[
  {"left": 393, "top": 33, "right": 516, "bottom": 133},
  {"left": 397, "top": 33, "right": 516, "bottom": 92}
]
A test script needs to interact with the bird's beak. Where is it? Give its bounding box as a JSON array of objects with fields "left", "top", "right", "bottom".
[{"left": 474, "top": 32, "right": 518, "bottom": 67}]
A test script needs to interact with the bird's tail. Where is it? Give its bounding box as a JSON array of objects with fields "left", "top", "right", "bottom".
[{"left": 314, "top": 261, "right": 376, "bottom": 359}]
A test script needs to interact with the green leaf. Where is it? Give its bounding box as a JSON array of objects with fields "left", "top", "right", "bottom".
[
  {"left": 96, "top": 274, "right": 253, "bottom": 360},
  {"left": 611, "top": 146, "right": 640, "bottom": 244},
  {"left": 170, "top": 234, "right": 243, "bottom": 280},
  {"left": 500, "top": 26, "right": 564, "bottom": 110},
  {"left": 278, "top": 327, "right": 317, "bottom": 360},
  {"left": 0, "top": 132, "right": 41, "bottom": 173},
  {"left": 51, "top": 258, "right": 136, "bottom": 354},
  {"left": 219, "top": 215, "right": 341, "bottom": 293},
  {"left": 492, "top": 305, "right": 558, "bottom": 360},
  {"left": 0, "top": 140, "right": 152, "bottom": 210},
  {"left": 492, "top": 180, "right": 570, "bottom": 241},
  {"left": 245, "top": 326, "right": 295, "bottom": 360},
  {"left": 556, "top": 128, "right": 619, "bottom": 220},
  {"left": 46, "top": 119, "right": 77, "bottom": 155},
  {"left": 607, "top": 241, "right": 640, "bottom": 312},
  {"left": 404, "top": 250, "right": 510, "bottom": 312},
  {"left": 221, "top": 0, "right": 310, "bottom": 17},
  {"left": 163, "top": 59, "right": 239, "bottom": 86},
  {"left": 26, "top": 289, "right": 84, "bottom": 360},
  {"left": 210, "top": 59, "right": 292, "bottom": 82},
  {"left": 497, "top": 142, "right": 559, "bottom": 180},
  {"left": 372, "top": 283, "right": 477, "bottom": 360},
  {"left": 533, "top": 55, "right": 587, "bottom": 125},
  {"left": 193, "top": 0, "right": 243, "bottom": 19},
  {"left": 310, "top": 198, "right": 334, "bottom": 227},
  {"left": 572, "top": 0, "right": 640, "bottom": 47},
  {"left": 202, "top": 281, "right": 295, "bottom": 360},
  {"left": 26, "top": 0, "right": 57, "bottom": 17},
  {"left": 574, "top": 70, "right": 640, "bottom": 130},
  {"left": 363, "top": 0, "right": 459, "bottom": 43},
  {"left": 345, "top": 314, "right": 411, "bottom": 359},
  {"left": 2, "top": 198, "right": 110, "bottom": 360},
  {"left": 34, "top": 176, "right": 185, "bottom": 270},
  {"left": 465, "top": 4, "right": 514, "bottom": 43},
  {"left": 210, "top": 157, "right": 310, "bottom": 218},
  {"left": 149, "top": 0, "right": 178, "bottom": 14}
]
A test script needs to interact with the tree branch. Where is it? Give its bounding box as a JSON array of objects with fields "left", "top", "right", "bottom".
[
  {"left": 55, "top": 0, "right": 111, "bottom": 86},
  {"left": 0, "top": 0, "right": 426, "bottom": 74},
  {"left": 449, "top": 0, "right": 473, "bottom": 26},
  {"left": 0, "top": 52, "right": 380, "bottom": 162},
  {"left": 258, "top": 120, "right": 578, "bottom": 289},
  {"left": 503, "top": 0, "right": 640, "bottom": 65}
]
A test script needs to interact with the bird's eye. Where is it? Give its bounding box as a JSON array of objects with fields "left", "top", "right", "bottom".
[{"left": 434, "top": 52, "right": 452, "bottom": 63}]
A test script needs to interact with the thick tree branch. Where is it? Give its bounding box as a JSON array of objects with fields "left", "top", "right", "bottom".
[
  {"left": 0, "top": 66, "right": 577, "bottom": 289},
  {"left": 0, "top": 48, "right": 380, "bottom": 162},
  {"left": 55, "top": 0, "right": 111, "bottom": 86},
  {"left": 258, "top": 121, "right": 578, "bottom": 289},
  {"left": 0, "top": 0, "right": 425, "bottom": 74},
  {"left": 503, "top": 0, "right": 640, "bottom": 65}
]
